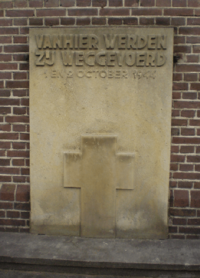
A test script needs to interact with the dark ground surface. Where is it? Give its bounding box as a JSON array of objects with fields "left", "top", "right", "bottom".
[
  {"left": 0, "top": 269, "right": 199, "bottom": 278},
  {"left": 0, "top": 232, "right": 200, "bottom": 277}
]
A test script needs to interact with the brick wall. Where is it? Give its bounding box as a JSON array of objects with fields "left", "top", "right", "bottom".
[{"left": 0, "top": 0, "right": 200, "bottom": 239}]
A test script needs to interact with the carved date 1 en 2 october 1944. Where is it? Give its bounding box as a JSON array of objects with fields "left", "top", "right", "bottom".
[{"left": 46, "top": 69, "right": 156, "bottom": 79}]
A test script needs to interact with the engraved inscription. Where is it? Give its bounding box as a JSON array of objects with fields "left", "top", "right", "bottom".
[
  {"left": 64, "top": 134, "right": 135, "bottom": 238},
  {"left": 34, "top": 33, "right": 168, "bottom": 68}
]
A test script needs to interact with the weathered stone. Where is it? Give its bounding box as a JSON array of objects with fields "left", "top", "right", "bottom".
[{"left": 30, "top": 27, "right": 173, "bottom": 238}]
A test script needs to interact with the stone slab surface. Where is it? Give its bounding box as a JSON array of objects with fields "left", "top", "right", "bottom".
[
  {"left": 30, "top": 27, "right": 173, "bottom": 239},
  {"left": 0, "top": 232, "right": 200, "bottom": 274}
]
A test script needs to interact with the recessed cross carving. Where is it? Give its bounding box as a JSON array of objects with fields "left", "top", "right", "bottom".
[{"left": 64, "top": 134, "right": 134, "bottom": 238}]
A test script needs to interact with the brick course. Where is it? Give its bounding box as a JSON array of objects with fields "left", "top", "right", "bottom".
[{"left": 0, "top": 0, "right": 200, "bottom": 238}]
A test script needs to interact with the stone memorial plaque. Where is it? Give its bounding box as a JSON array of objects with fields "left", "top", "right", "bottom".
[{"left": 30, "top": 27, "right": 173, "bottom": 239}]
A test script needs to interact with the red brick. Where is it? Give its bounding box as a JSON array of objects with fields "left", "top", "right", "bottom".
[
  {"left": 0, "top": 107, "right": 11, "bottom": 114},
  {"left": 170, "top": 163, "right": 178, "bottom": 171},
  {"left": 174, "top": 101, "right": 200, "bottom": 109},
  {"left": 171, "top": 155, "right": 185, "bottom": 162},
  {"left": 0, "top": 159, "right": 10, "bottom": 166},
  {"left": 173, "top": 172, "right": 200, "bottom": 179},
  {"left": 184, "top": 73, "right": 198, "bottom": 81},
  {"left": 173, "top": 137, "right": 200, "bottom": 144},
  {"left": 77, "top": 18, "right": 90, "bottom": 25},
  {"left": 6, "top": 9, "right": 34, "bottom": 17},
  {"left": 182, "top": 92, "right": 197, "bottom": 99},
  {"left": 172, "top": 119, "right": 187, "bottom": 126},
  {"left": 125, "top": 0, "right": 138, "bottom": 6},
  {"left": 0, "top": 167, "right": 19, "bottom": 175},
  {"left": 171, "top": 146, "right": 179, "bottom": 153},
  {"left": 0, "top": 72, "right": 11, "bottom": 79},
  {"left": 29, "top": 0, "right": 43, "bottom": 7},
  {"left": 193, "top": 45, "right": 200, "bottom": 53},
  {"left": 180, "top": 146, "right": 194, "bottom": 153},
  {"left": 195, "top": 165, "right": 200, "bottom": 171},
  {"left": 6, "top": 81, "right": 29, "bottom": 89},
  {"left": 108, "top": 18, "right": 122, "bottom": 25},
  {"left": 173, "top": 0, "right": 186, "bottom": 6},
  {"left": 173, "top": 83, "right": 188, "bottom": 90},
  {"left": 164, "top": 8, "right": 193, "bottom": 16},
  {"left": 140, "top": 17, "right": 154, "bottom": 25},
  {"left": 20, "top": 63, "right": 29, "bottom": 70},
  {"left": 0, "top": 184, "right": 15, "bottom": 201},
  {"left": 21, "top": 99, "right": 29, "bottom": 106},
  {"left": 109, "top": 0, "right": 123, "bottom": 6},
  {"left": 14, "top": 202, "right": 30, "bottom": 210},
  {"left": 14, "top": 0, "right": 27, "bottom": 7},
  {"left": 0, "top": 176, "right": 12, "bottom": 184},
  {"left": 20, "top": 27, "right": 29, "bottom": 34},
  {"left": 140, "top": 0, "right": 155, "bottom": 6},
  {"left": 29, "top": 18, "right": 43, "bottom": 25},
  {"left": 174, "top": 45, "right": 191, "bottom": 53},
  {"left": 178, "top": 181, "right": 193, "bottom": 188},
  {"left": 20, "top": 133, "right": 29, "bottom": 140},
  {"left": 132, "top": 8, "right": 162, "bottom": 15},
  {"left": 179, "top": 27, "right": 200, "bottom": 35},
  {"left": 12, "top": 159, "right": 24, "bottom": 166},
  {"left": 187, "top": 155, "right": 200, "bottom": 163},
  {"left": 14, "top": 36, "right": 28, "bottom": 44},
  {"left": 14, "top": 18, "right": 27, "bottom": 26},
  {"left": 77, "top": 0, "right": 91, "bottom": 6},
  {"left": 180, "top": 227, "right": 200, "bottom": 234},
  {"left": 13, "top": 142, "right": 26, "bottom": 149},
  {"left": 44, "top": 0, "right": 59, "bottom": 7},
  {"left": 0, "top": 202, "right": 13, "bottom": 209},
  {"left": 45, "top": 18, "right": 59, "bottom": 26},
  {"left": 13, "top": 125, "right": 26, "bottom": 132},
  {"left": 61, "top": 18, "right": 75, "bottom": 25},
  {"left": 100, "top": 8, "right": 129, "bottom": 16},
  {"left": 0, "top": 63, "right": 17, "bottom": 70},
  {"left": 123, "top": 17, "right": 138, "bottom": 25},
  {"left": 0, "top": 219, "right": 25, "bottom": 226},
  {"left": 4, "top": 45, "right": 29, "bottom": 53},
  {"left": 169, "top": 226, "right": 177, "bottom": 233},
  {"left": 0, "top": 124, "right": 10, "bottom": 132},
  {"left": 181, "top": 128, "right": 195, "bottom": 136},
  {"left": 92, "top": 0, "right": 106, "bottom": 6},
  {"left": 0, "top": 54, "right": 12, "bottom": 62},
  {"left": 13, "top": 176, "right": 26, "bottom": 183},
  {"left": 189, "top": 119, "right": 200, "bottom": 126},
  {"left": 36, "top": 9, "right": 66, "bottom": 16},
  {"left": 188, "top": 219, "right": 200, "bottom": 225},
  {"left": 13, "top": 72, "right": 27, "bottom": 80},
  {"left": 92, "top": 17, "right": 106, "bottom": 25},
  {"left": 16, "top": 185, "right": 30, "bottom": 202},
  {"left": 60, "top": 0, "right": 75, "bottom": 7},
  {"left": 173, "top": 218, "right": 187, "bottom": 225},
  {"left": 21, "top": 211, "right": 29, "bottom": 219},
  {"left": 21, "top": 168, "right": 29, "bottom": 175},
  {"left": 0, "top": 142, "right": 10, "bottom": 149},
  {"left": 191, "top": 191, "right": 200, "bottom": 208},
  {"left": 174, "top": 190, "right": 189, "bottom": 207},
  {"left": 188, "top": 0, "right": 200, "bottom": 6},
  {"left": 7, "top": 151, "right": 29, "bottom": 158},
  {"left": 0, "top": 28, "right": 17, "bottom": 35},
  {"left": 68, "top": 8, "right": 98, "bottom": 16},
  {"left": 0, "top": 19, "right": 12, "bottom": 27},
  {"left": 187, "top": 36, "right": 200, "bottom": 44},
  {"left": 156, "top": 17, "right": 170, "bottom": 25},
  {"left": 7, "top": 211, "right": 20, "bottom": 218},
  {"left": 0, "top": 133, "right": 18, "bottom": 140},
  {"left": 0, "top": 1, "right": 13, "bottom": 8},
  {"left": 156, "top": 0, "right": 171, "bottom": 5},
  {"left": 180, "top": 164, "right": 193, "bottom": 171}
]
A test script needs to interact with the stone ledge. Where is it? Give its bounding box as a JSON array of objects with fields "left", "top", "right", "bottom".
[{"left": 0, "top": 232, "right": 200, "bottom": 275}]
